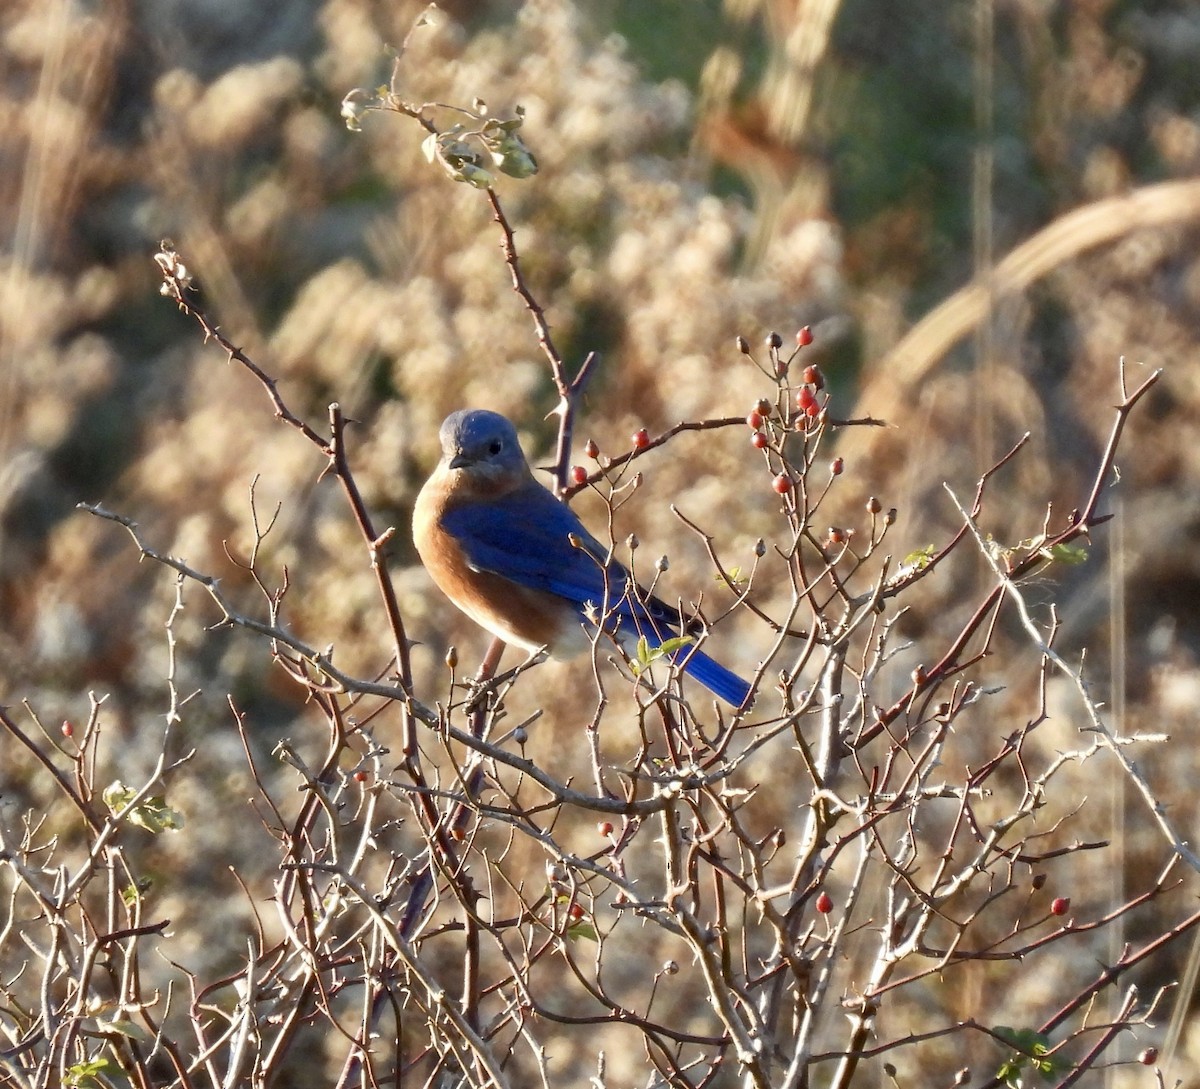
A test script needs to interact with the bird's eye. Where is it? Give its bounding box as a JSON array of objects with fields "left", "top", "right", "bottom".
[{"left": 488, "top": 439, "right": 503, "bottom": 456}]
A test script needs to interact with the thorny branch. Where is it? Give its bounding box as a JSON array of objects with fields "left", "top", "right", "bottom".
[{"left": 3, "top": 136, "right": 1173, "bottom": 1086}]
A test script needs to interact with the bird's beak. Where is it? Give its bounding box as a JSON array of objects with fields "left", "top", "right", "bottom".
[{"left": 448, "top": 450, "right": 472, "bottom": 470}]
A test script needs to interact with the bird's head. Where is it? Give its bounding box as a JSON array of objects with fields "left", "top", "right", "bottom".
[{"left": 438, "top": 409, "right": 531, "bottom": 493}]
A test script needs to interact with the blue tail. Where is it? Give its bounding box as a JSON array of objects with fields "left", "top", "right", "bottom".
[
  {"left": 602, "top": 594, "right": 752, "bottom": 708},
  {"left": 677, "top": 646, "right": 753, "bottom": 709}
]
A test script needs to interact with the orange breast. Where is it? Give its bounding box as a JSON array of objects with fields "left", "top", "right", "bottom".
[{"left": 413, "top": 479, "right": 581, "bottom": 655}]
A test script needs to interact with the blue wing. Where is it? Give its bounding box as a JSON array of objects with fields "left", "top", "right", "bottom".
[
  {"left": 441, "top": 485, "right": 683, "bottom": 629},
  {"left": 671, "top": 647, "right": 751, "bottom": 709},
  {"left": 442, "top": 484, "right": 751, "bottom": 707}
]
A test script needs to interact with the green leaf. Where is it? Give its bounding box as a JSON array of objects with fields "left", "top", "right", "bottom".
[
  {"left": 993, "top": 1026, "right": 1063, "bottom": 1085},
  {"left": 900, "top": 545, "right": 936, "bottom": 572},
  {"left": 103, "top": 782, "right": 184, "bottom": 834},
  {"left": 121, "top": 877, "right": 153, "bottom": 906},
  {"left": 995, "top": 1056, "right": 1022, "bottom": 1087},
  {"left": 65, "top": 1055, "right": 122, "bottom": 1087},
  {"left": 454, "top": 162, "right": 494, "bottom": 188},
  {"left": 632, "top": 634, "right": 695, "bottom": 675},
  {"left": 483, "top": 131, "right": 539, "bottom": 178},
  {"left": 656, "top": 635, "right": 695, "bottom": 657},
  {"left": 1041, "top": 542, "right": 1088, "bottom": 565},
  {"left": 339, "top": 89, "right": 373, "bottom": 132},
  {"left": 425, "top": 131, "right": 496, "bottom": 188},
  {"left": 567, "top": 919, "right": 598, "bottom": 942}
]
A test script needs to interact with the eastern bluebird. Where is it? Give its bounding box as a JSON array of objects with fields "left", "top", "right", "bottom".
[{"left": 412, "top": 409, "right": 752, "bottom": 708}]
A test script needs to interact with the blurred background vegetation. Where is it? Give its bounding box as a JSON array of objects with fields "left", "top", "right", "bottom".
[{"left": 3, "top": 0, "right": 1200, "bottom": 1082}]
